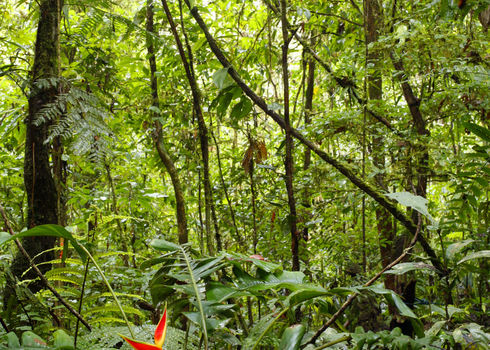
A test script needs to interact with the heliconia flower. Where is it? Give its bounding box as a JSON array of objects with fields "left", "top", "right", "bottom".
[{"left": 120, "top": 307, "right": 168, "bottom": 350}]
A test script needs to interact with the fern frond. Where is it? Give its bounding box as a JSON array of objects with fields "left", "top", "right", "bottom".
[
  {"left": 89, "top": 316, "right": 128, "bottom": 325},
  {"left": 46, "top": 274, "right": 83, "bottom": 286},
  {"left": 49, "top": 258, "right": 84, "bottom": 266},
  {"left": 84, "top": 292, "right": 145, "bottom": 303},
  {"left": 84, "top": 304, "right": 145, "bottom": 318},
  {"left": 95, "top": 251, "right": 137, "bottom": 259},
  {"left": 31, "top": 78, "right": 113, "bottom": 162},
  {"left": 44, "top": 266, "right": 84, "bottom": 277}
]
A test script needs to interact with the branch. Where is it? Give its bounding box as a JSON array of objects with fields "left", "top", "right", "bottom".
[
  {"left": 182, "top": 0, "right": 446, "bottom": 275},
  {"left": 0, "top": 204, "right": 92, "bottom": 331}
]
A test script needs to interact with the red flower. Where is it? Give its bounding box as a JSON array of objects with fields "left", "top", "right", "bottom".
[{"left": 120, "top": 307, "right": 168, "bottom": 350}]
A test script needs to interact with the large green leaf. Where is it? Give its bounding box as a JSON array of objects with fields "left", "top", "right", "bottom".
[
  {"left": 233, "top": 266, "right": 306, "bottom": 293},
  {"left": 457, "top": 250, "right": 490, "bottom": 265},
  {"left": 384, "top": 262, "right": 437, "bottom": 275},
  {"left": 150, "top": 238, "right": 180, "bottom": 252},
  {"left": 206, "top": 282, "right": 250, "bottom": 302},
  {"left": 52, "top": 329, "right": 74, "bottom": 349},
  {"left": 230, "top": 97, "right": 252, "bottom": 121},
  {"left": 0, "top": 225, "right": 87, "bottom": 262},
  {"left": 21, "top": 332, "right": 47, "bottom": 348},
  {"left": 286, "top": 285, "right": 330, "bottom": 306},
  {"left": 386, "top": 192, "right": 436, "bottom": 224},
  {"left": 363, "top": 285, "right": 417, "bottom": 318},
  {"left": 224, "top": 252, "right": 282, "bottom": 273},
  {"left": 463, "top": 122, "right": 490, "bottom": 142},
  {"left": 445, "top": 240, "right": 475, "bottom": 260},
  {"left": 279, "top": 324, "right": 306, "bottom": 350},
  {"left": 212, "top": 67, "right": 233, "bottom": 90}
]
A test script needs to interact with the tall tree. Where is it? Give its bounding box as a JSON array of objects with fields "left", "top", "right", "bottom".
[
  {"left": 161, "top": 0, "right": 220, "bottom": 253},
  {"left": 146, "top": 0, "right": 188, "bottom": 245},
  {"left": 364, "top": 0, "right": 396, "bottom": 291},
  {"left": 8, "top": 0, "right": 61, "bottom": 296},
  {"left": 280, "top": 0, "right": 300, "bottom": 271}
]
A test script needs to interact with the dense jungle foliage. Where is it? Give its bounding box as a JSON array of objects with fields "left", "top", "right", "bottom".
[{"left": 0, "top": 0, "right": 489, "bottom": 348}]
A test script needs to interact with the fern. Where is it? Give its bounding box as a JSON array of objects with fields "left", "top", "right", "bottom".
[
  {"left": 83, "top": 292, "right": 145, "bottom": 303},
  {"left": 31, "top": 78, "right": 113, "bottom": 162}
]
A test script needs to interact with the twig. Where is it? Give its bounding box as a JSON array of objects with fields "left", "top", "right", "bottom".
[
  {"left": 304, "top": 215, "right": 422, "bottom": 346},
  {"left": 0, "top": 204, "right": 92, "bottom": 331}
]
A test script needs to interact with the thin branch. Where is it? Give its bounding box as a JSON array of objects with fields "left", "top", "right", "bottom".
[{"left": 309, "top": 10, "right": 363, "bottom": 27}]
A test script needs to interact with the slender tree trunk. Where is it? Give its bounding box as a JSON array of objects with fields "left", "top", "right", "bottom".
[
  {"left": 211, "top": 130, "right": 241, "bottom": 244},
  {"left": 105, "top": 163, "right": 129, "bottom": 266},
  {"left": 303, "top": 34, "right": 316, "bottom": 243},
  {"left": 364, "top": 0, "right": 396, "bottom": 291},
  {"left": 249, "top": 158, "right": 258, "bottom": 253},
  {"left": 162, "top": 0, "right": 218, "bottom": 253},
  {"left": 8, "top": 0, "right": 61, "bottom": 298},
  {"left": 146, "top": 0, "right": 188, "bottom": 244},
  {"left": 280, "top": 0, "right": 300, "bottom": 271}
]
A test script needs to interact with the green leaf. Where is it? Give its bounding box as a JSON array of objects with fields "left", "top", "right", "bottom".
[
  {"left": 463, "top": 122, "right": 490, "bottom": 142},
  {"left": 286, "top": 285, "right": 330, "bottom": 306},
  {"left": 151, "top": 238, "right": 180, "bottom": 252},
  {"left": 53, "top": 329, "right": 74, "bottom": 349},
  {"left": 279, "top": 324, "right": 306, "bottom": 350},
  {"left": 206, "top": 281, "right": 250, "bottom": 302},
  {"left": 183, "top": 311, "right": 229, "bottom": 332},
  {"left": 21, "top": 331, "right": 47, "bottom": 348},
  {"left": 217, "top": 92, "right": 233, "bottom": 116},
  {"left": 386, "top": 192, "right": 436, "bottom": 224},
  {"left": 213, "top": 67, "right": 233, "bottom": 90},
  {"left": 364, "top": 285, "right": 417, "bottom": 318},
  {"left": 426, "top": 320, "right": 446, "bottom": 337},
  {"left": 384, "top": 262, "right": 437, "bottom": 275},
  {"left": 445, "top": 240, "right": 475, "bottom": 260},
  {"left": 230, "top": 98, "right": 252, "bottom": 122},
  {"left": 0, "top": 225, "right": 87, "bottom": 262},
  {"left": 391, "top": 292, "right": 417, "bottom": 318},
  {"left": 6, "top": 332, "right": 20, "bottom": 348},
  {"left": 430, "top": 304, "right": 465, "bottom": 318},
  {"left": 457, "top": 250, "right": 490, "bottom": 265}
]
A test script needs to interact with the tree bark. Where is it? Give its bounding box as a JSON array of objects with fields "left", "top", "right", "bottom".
[
  {"left": 8, "top": 0, "right": 61, "bottom": 298},
  {"left": 364, "top": 0, "right": 397, "bottom": 291},
  {"left": 280, "top": 0, "right": 300, "bottom": 271},
  {"left": 146, "top": 0, "right": 188, "bottom": 245},
  {"left": 302, "top": 33, "right": 316, "bottom": 244}
]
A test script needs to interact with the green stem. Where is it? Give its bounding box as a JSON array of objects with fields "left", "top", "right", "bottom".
[
  {"left": 80, "top": 244, "right": 134, "bottom": 338},
  {"left": 180, "top": 246, "right": 208, "bottom": 349}
]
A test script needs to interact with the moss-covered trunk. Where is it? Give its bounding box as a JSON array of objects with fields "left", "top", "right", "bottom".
[{"left": 9, "top": 0, "right": 60, "bottom": 295}]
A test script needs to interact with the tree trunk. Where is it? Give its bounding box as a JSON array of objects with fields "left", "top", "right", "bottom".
[
  {"left": 146, "top": 0, "right": 188, "bottom": 245},
  {"left": 302, "top": 33, "right": 316, "bottom": 244},
  {"left": 364, "top": 0, "right": 397, "bottom": 291},
  {"left": 161, "top": 0, "right": 218, "bottom": 253},
  {"left": 8, "top": 0, "right": 61, "bottom": 297},
  {"left": 280, "top": 0, "right": 300, "bottom": 271}
]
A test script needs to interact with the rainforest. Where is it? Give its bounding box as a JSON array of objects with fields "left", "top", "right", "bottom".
[{"left": 0, "top": 0, "right": 489, "bottom": 349}]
